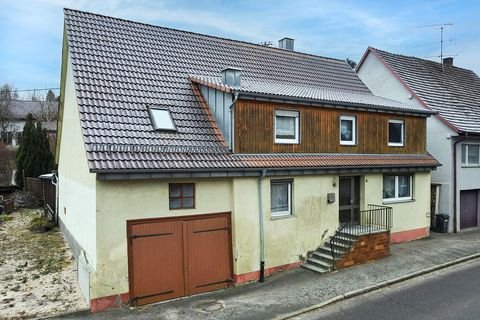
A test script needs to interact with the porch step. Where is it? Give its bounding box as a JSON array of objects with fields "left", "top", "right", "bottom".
[
  {"left": 301, "top": 262, "right": 330, "bottom": 274},
  {"left": 302, "top": 235, "right": 359, "bottom": 274}
]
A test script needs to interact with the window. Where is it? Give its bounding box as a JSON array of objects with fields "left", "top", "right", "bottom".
[
  {"left": 461, "top": 144, "right": 480, "bottom": 166},
  {"left": 340, "top": 115, "right": 356, "bottom": 145},
  {"left": 388, "top": 119, "right": 404, "bottom": 146},
  {"left": 275, "top": 110, "right": 299, "bottom": 144},
  {"left": 169, "top": 183, "right": 195, "bottom": 209},
  {"left": 383, "top": 175, "right": 413, "bottom": 201},
  {"left": 270, "top": 180, "right": 292, "bottom": 217},
  {"left": 148, "top": 106, "right": 176, "bottom": 131},
  {"left": 1, "top": 132, "right": 13, "bottom": 145}
]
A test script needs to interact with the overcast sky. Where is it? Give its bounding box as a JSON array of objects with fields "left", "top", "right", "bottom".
[{"left": 0, "top": 0, "right": 479, "bottom": 91}]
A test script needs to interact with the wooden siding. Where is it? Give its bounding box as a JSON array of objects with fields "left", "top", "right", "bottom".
[{"left": 234, "top": 100, "right": 426, "bottom": 154}]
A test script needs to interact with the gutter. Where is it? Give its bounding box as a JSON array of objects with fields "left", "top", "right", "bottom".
[
  {"left": 228, "top": 92, "right": 239, "bottom": 151},
  {"left": 452, "top": 134, "right": 467, "bottom": 233},
  {"left": 258, "top": 169, "right": 267, "bottom": 282}
]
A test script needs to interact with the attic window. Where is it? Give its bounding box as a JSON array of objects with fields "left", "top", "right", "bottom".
[{"left": 148, "top": 107, "right": 176, "bottom": 131}]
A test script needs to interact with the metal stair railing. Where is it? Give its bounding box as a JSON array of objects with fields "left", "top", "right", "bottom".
[{"left": 330, "top": 204, "right": 392, "bottom": 269}]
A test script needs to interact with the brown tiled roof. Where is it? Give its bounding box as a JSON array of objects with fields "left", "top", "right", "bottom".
[
  {"left": 237, "top": 153, "right": 441, "bottom": 169},
  {"left": 64, "top": 9, "right": 438, "bottom": 172},
  {"left": 363, "top": 48, "right": 480, "bottom": 134}
]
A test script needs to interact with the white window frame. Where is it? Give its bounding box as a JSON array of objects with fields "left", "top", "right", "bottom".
[
  {"left": 148, "top": 106, "right": 176, "bottom": 131},
  {"left": 274, "top": 110, "right": 299, "bottom": 144},
  {"left": 383, "top": 175, "right": 413, "bottom": 202},
  {"left": 388, "top": 119, "right": 405, "bottom": 147},
  {"left": 461, "top": 144, "right": 480, "bottom": 166},
  {"left": 270, "top": 180, "right": 292, "bottom": 217},
  {"left": 340, "top": 115, "right": 356, "bottom": 145}
]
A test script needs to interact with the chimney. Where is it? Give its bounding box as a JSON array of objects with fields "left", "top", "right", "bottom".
[
  {"left": 221, "top": 67, "right": 242, "bottom": 87},
  {"left": 278, "top": 37, "right": 294, "bottom": 51},
  {"left": 443, "top": 57, "right": 454, "bottom": 67}
]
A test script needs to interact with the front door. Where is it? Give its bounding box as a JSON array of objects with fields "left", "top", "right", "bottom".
[
  {"left": 460, "top": 190, "right": 478, "bottom": 229},
  {"left": 339, "top": 176, "right": 360, "bottom": 224}
]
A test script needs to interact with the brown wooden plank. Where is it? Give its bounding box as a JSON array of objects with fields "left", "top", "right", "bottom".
[
  {"left": 185, "top": 214, "right": 233, "bottom": 295},
  {"left": 128, "top": 220, "right": 185, "bottom": 305},
  {"left": 234, "top": 99, "right": 427, "bottom": 154}
]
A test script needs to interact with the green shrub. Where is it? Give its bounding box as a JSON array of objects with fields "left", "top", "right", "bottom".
[{"left": 29, "top": 216, "right": 55, "bottom": 233}]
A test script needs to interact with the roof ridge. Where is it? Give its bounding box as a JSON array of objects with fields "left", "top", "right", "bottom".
[
  {"left": 371, "top": 47, "right": 476, "bottom": 73},
  {"left": 63, "top": 8, "right": 348, "bottom": 65}
]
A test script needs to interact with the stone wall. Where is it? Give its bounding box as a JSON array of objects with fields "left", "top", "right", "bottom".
[{"left": 336, "top": 231, "right": 390, "bottom": 269}]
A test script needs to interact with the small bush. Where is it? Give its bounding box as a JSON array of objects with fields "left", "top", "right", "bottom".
[
  {"left": 29, "top": 216, "right": 55, "bottom": 233},
  {"left": 0, "top": 215, "right": 14, "bottom": 223}
]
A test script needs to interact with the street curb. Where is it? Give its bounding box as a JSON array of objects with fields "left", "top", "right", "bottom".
[{"left": 277, "top": 252, "right": 480, "bottom": 320}]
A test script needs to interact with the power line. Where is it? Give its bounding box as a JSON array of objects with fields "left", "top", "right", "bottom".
[{"left": 12, "top": 88, "right": 60, "bottom": 92}]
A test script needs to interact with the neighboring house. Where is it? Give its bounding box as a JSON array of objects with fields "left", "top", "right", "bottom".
[
  {"left": 1, "top": 100, "right": 58, "bottom": 154},
  {"left": 356, "top": 47, "right": 480, "bottom": 233},
  {"left": 57, "top": 10, "right": 439, "bottom": 311}
]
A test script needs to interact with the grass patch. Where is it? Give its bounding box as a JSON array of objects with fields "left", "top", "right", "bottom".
[
  {"left": 29, "top": 216, "right": 56, "bottom": 233},
  {"left": 0, "top": 215, "right": 14, "bottom": 223}
]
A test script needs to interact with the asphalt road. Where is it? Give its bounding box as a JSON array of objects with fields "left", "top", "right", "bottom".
[{"left": 298, "top": 259, "right": 480, "bottom": 320}]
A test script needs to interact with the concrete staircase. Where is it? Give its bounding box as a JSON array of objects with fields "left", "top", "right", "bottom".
[{"left": 301, "top": 232, "right": 358, "bottom": 274}]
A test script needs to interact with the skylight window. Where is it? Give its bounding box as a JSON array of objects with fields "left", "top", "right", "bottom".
[{"left": 148, "top": 107, "right": 176, "bottom": 131}]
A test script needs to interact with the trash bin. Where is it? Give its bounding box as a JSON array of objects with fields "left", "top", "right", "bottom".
[{"left": 435, "top": 214, "right": 450, "bottom": 233}]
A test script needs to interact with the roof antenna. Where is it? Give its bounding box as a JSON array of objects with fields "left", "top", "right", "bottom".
[{"left": 415, "top": 23, "right": 454, "bottom": 71}]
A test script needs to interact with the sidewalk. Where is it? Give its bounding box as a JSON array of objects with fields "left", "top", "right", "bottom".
[{"left": 58, "top": 230, "right": 480, "bottom": 320}]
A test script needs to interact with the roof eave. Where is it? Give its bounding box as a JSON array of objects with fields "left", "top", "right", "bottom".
[
  {"left": 94, "top": 164, "right": 440, "bottom": 180},
  {"left": 235, "top": 91, "right": 435, "bottom": 117}
]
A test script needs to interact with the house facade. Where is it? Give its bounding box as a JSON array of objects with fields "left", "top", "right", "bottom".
[
  {"left": 0, "top": 100, "right": 58, "bottom": 152},
  {"left": 57, "top": 10, "right": 439, "bottom": 311},
  {"left": 356, "top": 47, "right": 480, "bottom": 232}
]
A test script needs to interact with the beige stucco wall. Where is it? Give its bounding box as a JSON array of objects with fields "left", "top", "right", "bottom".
[
  {"left": 92, "top": 174, "right": 339, "bottom": 299},
  {"left": 363, "top": 172, "right": 431, "bottom": 233},
  {"left": 57, "top": 52, "right": 97, "bottom": 268},
  {"left": 92, "top": 178, "right": 233, "bottom": 299},
  {"left": 90, "top": 171, "right": 430, "bottom": 300}
]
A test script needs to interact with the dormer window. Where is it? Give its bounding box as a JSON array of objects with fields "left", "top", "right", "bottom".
[
  {"left": 388, "top": 119, "right": 404, "bottom": 146},
  {"left": 340, "top": 115, "right": 356, "bottom": 145},
  {"left": 275, "top": 110, "right": 299, "bottom": 144},
  {"left": 148, "top": 106, "right": 176, "bottom": 131}
]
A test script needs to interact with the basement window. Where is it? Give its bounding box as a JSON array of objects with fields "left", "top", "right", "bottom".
[
  {"left": 148, "top": 107, "right": 176, "bottom": 131},
  {"left": 388, "top": 119, "right": 404, "bottom": 146},
  {"left": 275, "top": 110, "right": 299, "bottom": 144},
  {"left": 271, "top": 179, "right": 292, "bottom": 217}
]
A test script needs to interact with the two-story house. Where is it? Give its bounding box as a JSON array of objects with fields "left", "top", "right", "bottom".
[
  {"left": 356, "top": 47, "right": 480, "bottom": 232},
  {"left": 57, "top": 10, "right": 440, "bottom": 312}
]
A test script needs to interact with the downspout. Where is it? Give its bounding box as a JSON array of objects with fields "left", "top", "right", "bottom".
[
  {"left": 228, "top": 92, "right": 239, "bottom": 151},
  {"left": 258, "top": 169, "right": 267, "bottom": 282},
  {"left": 452, "top": 133, "right": 467, "bottom": 233}
]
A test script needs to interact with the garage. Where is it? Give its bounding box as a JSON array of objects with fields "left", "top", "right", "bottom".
[
  {"left": 127, "top": 212, "right": 233, "bottom": 306},
  {"left": 460, "top": 190, "right": 479, "bottom": 229}
]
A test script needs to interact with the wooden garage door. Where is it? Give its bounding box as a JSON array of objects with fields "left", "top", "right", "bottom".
[
  {"left": 460, "top": 190, "right": 478, "bottom": 229},
  {"left": 127, "top": 213, "right": 232, "bottom": 306}
]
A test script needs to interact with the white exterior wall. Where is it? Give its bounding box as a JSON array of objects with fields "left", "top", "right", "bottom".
[
  {"left": 57, "top": 52, "right": 97, "bottom": 301},
  {"left": 455, "top": 138, "right": 480, "bottom": 230},
  {"left": 357, "top": 52, "right": 455, "bottom": 230}
]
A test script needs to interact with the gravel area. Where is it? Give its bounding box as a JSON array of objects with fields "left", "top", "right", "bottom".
[{"left": 0, "top": 209, "right": 87, "bottom": 319}]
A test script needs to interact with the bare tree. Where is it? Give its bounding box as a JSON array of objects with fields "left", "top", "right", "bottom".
[
  {"left": 34, "top": 90, "right": 58, "bottom": 122},
  {"left": 0, "top": 84, "right": 17, "bottom": 140}
]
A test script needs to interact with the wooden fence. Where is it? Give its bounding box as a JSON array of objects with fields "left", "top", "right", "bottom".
[{"left": 25, "top": 177, "right": 56, "bottom": 218}]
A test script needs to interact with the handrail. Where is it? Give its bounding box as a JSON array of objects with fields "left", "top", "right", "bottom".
[{"left": 329, "top": 204, "right": 392, "bottom": 269}]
